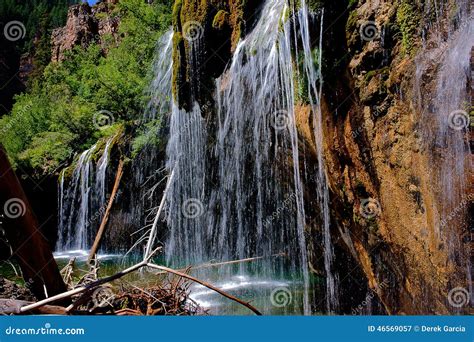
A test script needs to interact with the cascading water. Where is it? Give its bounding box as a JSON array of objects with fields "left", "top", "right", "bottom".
[
  {"left": 57, "top": 31, "right": 174, "bottom": 258},
  {"left": 142, "top": 30, "right": 173, "bottom": 123},
  {"left": 57, "top": 145, "right": 96, "bottom": 251},
  {"left": 415, "top": 1, "right": 472, "bottom": 308},
  {"left": 57, "top": 138, "right": 113, "bottom": 253},
  {"left": 295, "top": 2, "right": 338, "bottom": 313},
  {"left": 165, "top": 0, "right": 332, "bottom": 314},
  {"left": 127, "top": 30, "right": 174, "bottom": 241},
  {"left": 96, "top": 138, "right": 113, "bottom": 207}
]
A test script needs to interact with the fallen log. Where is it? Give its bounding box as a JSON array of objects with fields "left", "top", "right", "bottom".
[
  {"left": 0, "top": 299, "right": 66, "bottom": 315},
  {"left": 88, "top": 160, "right": 124, "bottom": 264},
  {"left": 146, "top": 263, "right": 262, "bottom": 315},
  {"left": 144, "top": 169, "right": 175, "bottom": 259},
  {"left": 19, "top": 250, "right": 262, "bottom": 315},
  {"left": 0, "top": 145, "right": 67, "bottom": 300},
  {"left": 152, "top": 252, "right": 287, "bottom": 275}
]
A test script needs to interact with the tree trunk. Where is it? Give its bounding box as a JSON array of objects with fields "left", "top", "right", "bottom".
[{"left": 0, "top": 145, "right": 67, "bottom": 299}]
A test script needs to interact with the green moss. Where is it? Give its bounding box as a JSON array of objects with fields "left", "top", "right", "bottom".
[
  {"left": 347, "top": 0, "right": 358, "bottom": 9},
  {"left": 364, "top": 66, "right": 389, "bottom": 82},
  {"left": 212, "top": 10, "right": 229, "bottom": 30},
  {"left": 229, "top": 0, "right": 246, "bottom": 50},
  {"left": 396, "top": 0, "right": 420, "bottom": 55},
  {"left": 295, "top": 48, "right": 321, "bottom": 104},
  {"left": 172, "top": 0, "right": 183, "bottom": 31},
  {"left": 172, "top": 32, "right": 184, "bottom": 103},
  {"left": 346, "top": 9, "right": 358, "bottom": 30},
  {"left": 306, "top": 0, "right": 324, "bottom": 12},
  {"left": 131, "top": 119, "right": 162, "bottom": 157}
]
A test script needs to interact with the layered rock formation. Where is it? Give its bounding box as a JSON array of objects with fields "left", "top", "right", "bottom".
[
  {"left": 51, "top": 1, "right": 120, "bottom": 62},
  {"left": 172, "top": 0, "right": 264, "bottom": 110}
]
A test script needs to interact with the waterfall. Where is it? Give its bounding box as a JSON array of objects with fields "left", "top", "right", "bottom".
[
  {"left": 96, "top": 138, "right": 113, "bottom": 207},
  {"left": 415, "top": 2, "right": 472, "bottom": 307},
  {"left": 165, "top": 103, "right": 207, "bottom": 263},
  {"left": 165, "top": 0, "right": 331, "bottom": 314},
  {"left": 57, "top": 145, "right": 96, "bottom": 251},
  {"left": 143, "top": 30, "right": 173, "bottom": 123},
  {"left": 416, "top": 10, "right": 472, "bottom": 242},
  {"left": 56, "top": 30, "right": 174, "bottom": 255},
  {"left": 127, "top": 29, "right": 174, "bottom": 239},
  {"left": 57, "top": 137, "right": 113, "bottom": 252},
  {"left": 430, "top": 16, "right": 472, "bottom": 233},
  {"left": 296, "top": 2, "right": 338, "bottom": 313}
]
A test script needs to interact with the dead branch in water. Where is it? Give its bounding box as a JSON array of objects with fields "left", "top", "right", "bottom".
[
  {"left": 88, "top": 160, "right": 124, "bottom": 264},
  {"left": 144, "top": 168, "right": 175, "bottom": 259},
  {"left": 146, "top": 263, "right": 262, "bottom": 315},
  {"left": 153, "top": 252, "right": 287, "bottom": 275},
  {"left": 0, "top": 299, "right": 67, "bottom": 315},
  {"left": 19, "top": 249, "right": 262, "bottom": 316}
]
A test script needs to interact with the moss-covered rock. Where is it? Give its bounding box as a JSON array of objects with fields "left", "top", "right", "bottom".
[
  {"left": 171, "top": 0, "right": 264, "bottom": 111},
  {"left": 396, "top": 0, "right": 420, "bottom": 55},
  {"left": 212, "top": 10, "right": 229, "bottom": 30}
]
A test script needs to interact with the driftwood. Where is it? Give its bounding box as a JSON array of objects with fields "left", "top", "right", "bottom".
[
  {"left": 144, "top": 169, "right": 175, "bottom": 259},
  {"left": 146, "top": 263, "right": 262, "bottom": 315},
  {"left": 0, "top": 299, "right": 66, "bottom": 315},
  {"left": 0, "top": 145, "right": 67, "bottom": 300},
  {"left": 153, "top": 252, "right": 287, "bottom": 275},
  {"left": 19, "top": 250, "right": 262, "bottom": 315},
  {"left": 88, "top": 160, "right": 124, "bottom": 264},
  {"left": 60, "top": 257, "right": 76, "bottom": 289}
]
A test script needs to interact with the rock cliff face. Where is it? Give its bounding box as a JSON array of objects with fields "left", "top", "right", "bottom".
[
  {"left": 172, "top": 0, "right": 264, "bottom": 110},
  {"left": 51, "top": 1, "right": 120, "bottom": 62},
  {"left": 171, "top": 0, "right": 472, "bottom": 314},
  {"left": 324, "top": 0, "right": 472, "bottom": 314}
]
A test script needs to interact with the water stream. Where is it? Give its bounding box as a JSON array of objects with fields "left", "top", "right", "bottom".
[
  {"left": 415, "top": 2, "right": 473, "bottom": 308},
  {"left": 57, "top": 139, "right": 112, "bottom": 252},
  {"left": 165, "top": 0, "right": 330, "bottom": 315},
  {"left": 54, "top": 0, "right": 332, "bottom": 314}
]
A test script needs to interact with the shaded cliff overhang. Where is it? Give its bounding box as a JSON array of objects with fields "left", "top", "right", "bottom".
[{"left": 171, "top": 0, "right": 265, "bottom": 111}]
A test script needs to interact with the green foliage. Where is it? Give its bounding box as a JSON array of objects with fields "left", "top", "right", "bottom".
[
  {"left": 0, "top": 0, "right": 172, "bottom": 175},
  {"left": 347, "top": 0, "right": 358, "bottom": 9},
  {"left": 295, "top": 48, "right": 321, "bottom": 104},
  {"left": 19, "top": 132, "right": 75, "bottom": 173},
  {"left": 0, "top": 0, "right": 78, "bottom": 51},
  {"left": 131, "top": 119, "right": 162, "bottom": 157},
  {"left": 0, "top": 0, "right": 79, "bottom": 80},
  {"left": 396, "top": 0, "right": 420, "bottom": 55}
]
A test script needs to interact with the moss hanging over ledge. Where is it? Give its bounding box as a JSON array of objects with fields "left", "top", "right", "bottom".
[
  {"left": 171, "top": 0, "right": 265, "bottom": 110},
  {"left": 213, "top": 10, "right": 230, "bottom": 30},
  {"left": 396, "top": 0, "right": 420, "bottom": 55}
]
